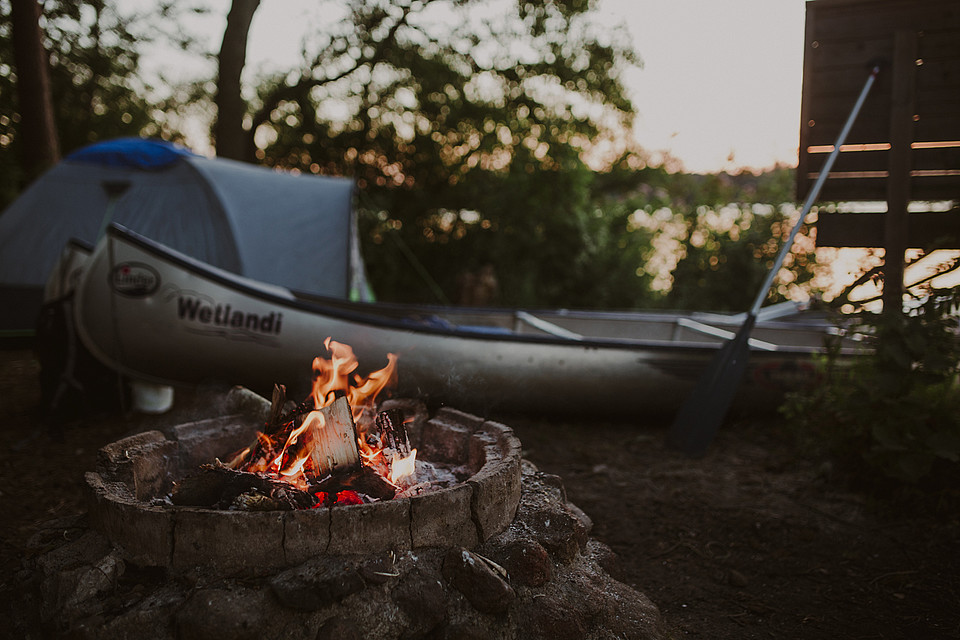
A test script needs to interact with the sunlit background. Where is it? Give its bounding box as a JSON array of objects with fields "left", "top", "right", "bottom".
[
  {"left": 138, "top": 0, "right": 809, "bottom": 174},
  {"left": 75, "top": 0, "right": 960, "bottom": 307}
]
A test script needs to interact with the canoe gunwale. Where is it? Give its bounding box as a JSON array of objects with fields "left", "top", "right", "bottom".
[{"left": 106, "top": 224, "right": 854, "bottom": 358}]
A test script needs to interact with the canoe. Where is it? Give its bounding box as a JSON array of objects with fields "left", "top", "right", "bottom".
[{"left": 71, "top": 224, "right": 865, "bottom": 416}]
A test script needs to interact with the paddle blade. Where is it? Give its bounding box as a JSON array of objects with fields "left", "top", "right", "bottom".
[{"left": 667, "top": 314, "right": 757, "bottom": 457}]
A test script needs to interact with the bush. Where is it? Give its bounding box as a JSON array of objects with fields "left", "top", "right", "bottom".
[{"left": 782, "top": 288, "right": 960, "bottom": 486}]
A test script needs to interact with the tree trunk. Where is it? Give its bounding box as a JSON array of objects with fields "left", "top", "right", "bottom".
[
  {"left": 10, "top": 0, "right": 60, "bottom": 181},
  {"left": 215, "top": 0, "right": 260, "bottom": 161}
]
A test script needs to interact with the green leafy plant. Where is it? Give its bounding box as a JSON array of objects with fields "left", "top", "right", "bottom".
[{"left": 782, "top": 287, "right": 960, "bottom": 486}]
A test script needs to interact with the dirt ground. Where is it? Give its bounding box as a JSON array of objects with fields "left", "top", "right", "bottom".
[{"left": 1, "top": 347, "right": 958, "bottom": 639}]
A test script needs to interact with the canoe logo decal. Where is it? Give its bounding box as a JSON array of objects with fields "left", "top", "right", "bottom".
[
  {"left": 110, "top": 263, "right": 160, "bottom": 297},
  {"left": 176, "top": 296, "right": 283, "bottom": 342}
]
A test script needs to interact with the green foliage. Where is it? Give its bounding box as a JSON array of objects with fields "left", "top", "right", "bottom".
[
  {"left": 0, "top": 0, "right": 195, "bottom": 209},
  {"left": 356, "top": 144, "right": 660, "bottom": 309},
  {"left": 1, "top": 0, "right": 827, "bottom": 314},
  {"left": 661, "top": 167, "right": 818, "bottom": 312},
  {"left": 603, "top": 165, "right": 820, "bottom": 312},
  {"left": 250, "top": 0, "right": 649, "bottom": 307},
  {"left": 782, "top": 288, "right": 960, "bottom": 486},
  {"left": 42, "top": 0, "right": 159, "bottom": 152},
  {"left": 667, "top": 205, "right": 818, "bottom": 312}
]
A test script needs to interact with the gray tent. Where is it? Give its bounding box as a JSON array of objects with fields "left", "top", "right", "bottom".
[{"left": 0, "top": 138, "right": 370, "bottom": 335}]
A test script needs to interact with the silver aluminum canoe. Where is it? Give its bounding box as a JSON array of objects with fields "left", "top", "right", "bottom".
[{"left": 73, "top": 224, "right": 864, "bottom": 416}]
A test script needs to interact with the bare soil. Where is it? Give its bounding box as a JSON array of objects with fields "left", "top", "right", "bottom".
[{"left": 1, "top": 348, "right": 958, "bottom": 639}]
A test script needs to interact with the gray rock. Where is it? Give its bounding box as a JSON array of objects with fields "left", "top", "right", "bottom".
[
  {"left": 358, "top": 552, "right": 399, "bottom": 586},
  {"left": 524, "top": 506, "right": 588, "bottom": 563},
  {"left": 439, "top": 623, "right": 489, "bottom": 640},
  {"left": 316, "top": 615, "right": 363, "bottom": 640},
  {"left": 269, "top": 556, "right": 366, "bottom": 611},
  {"left": 441, "top": 548, "right": 515, "bottom": 614},
  {"left": 38, "top": 531, "right": 124, "bottom": 623},
  {"left": 392, "top": 566, "right": 448, "bottom": 638},
  {"left": 593, "top": 577, "right": 665, "bottom": 640},
  {"left": 486, "top": 538, "right": 553, "bottom": 587},
  {"left": 74, "top": 583, "right": 184, "bottom": 640}
]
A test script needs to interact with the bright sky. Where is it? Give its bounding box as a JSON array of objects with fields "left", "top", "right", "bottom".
[
  {"left": 597, "top": 0, "right": 808, "bottom": 173},
  {"left": 173, "top": 0, "right": 808, "bottom": 174}
]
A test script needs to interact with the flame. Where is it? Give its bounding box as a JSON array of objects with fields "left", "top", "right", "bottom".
[
  {"left": 312, "top": 337, "right": 398, "bottom": 426},
  {"left": 390, "top": 448, "right": 418, "bottom": 485},
  {"left": 234, "top": 337, "right": 410, "bottom": 503},
  {"left": 311, "top": 337, "right": 358, "bottom": 407}
]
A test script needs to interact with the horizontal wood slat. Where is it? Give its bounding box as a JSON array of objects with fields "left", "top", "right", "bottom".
[
  {"left": 797, "top": 0, "right": 959, "bottom": 204},
  {"left": 803, "top": 0, "right": 959, "bottom": 41},
  {"left": 812, "top": 175, "right": 959, "bottom": 202},
  {"left": 816, "top": 211, "right": 960, "bottom": 248},
  {"left": 803, "top": 146, "right": 960, "bottom": 173}
]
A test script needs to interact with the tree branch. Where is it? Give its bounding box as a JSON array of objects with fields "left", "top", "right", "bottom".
[
  {"left": 847, "top": 257, "right": 960, "bottom": 308},
  {"left": 242, "top": 0, "right": 422, "bottom": 160}
]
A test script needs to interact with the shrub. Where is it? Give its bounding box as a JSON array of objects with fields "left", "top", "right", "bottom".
[{"left": 782, "top": 288, "right": 960, "bottom": 486}]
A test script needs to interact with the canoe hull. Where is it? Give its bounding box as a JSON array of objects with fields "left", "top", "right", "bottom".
[{"left": 74, "top": 226, "right": 852, "bottom": 416}]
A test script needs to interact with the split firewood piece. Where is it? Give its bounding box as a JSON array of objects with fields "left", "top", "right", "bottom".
[
  {"left": 376, "top": 408, "right": 411, "bottom": 457},
  {"left": 171, "top": 462, "right": 316, "bottom": 510},
  {"left": 305, "top": 395, "right": 362, "bottom": 476}
]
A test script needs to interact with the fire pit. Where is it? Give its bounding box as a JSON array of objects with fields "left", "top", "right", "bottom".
[
  {"left": 84, "top": 393, "right": 522, "bottom": 574},
  {"left": 17, "top": 343, "right": 665, "bottom": 639}
]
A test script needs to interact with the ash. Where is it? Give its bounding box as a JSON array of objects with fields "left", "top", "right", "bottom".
[{"left": 395, "top": 459, "right": 463, "bottom": 498}]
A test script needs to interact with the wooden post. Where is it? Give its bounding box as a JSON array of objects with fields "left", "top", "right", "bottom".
[{"left": 882, "top": 29, "right": 918, "bottom": 318}]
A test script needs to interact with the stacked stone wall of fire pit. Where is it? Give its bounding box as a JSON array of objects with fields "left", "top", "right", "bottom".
[
  {"left": 84, "top": 401, "right": 523, "bottom": 574},
  {"left": 24, "top": 464, "right": 663, "bottom": 640},
  {"left": 16, "top": 395, "right": 664, "bottom": 639}
]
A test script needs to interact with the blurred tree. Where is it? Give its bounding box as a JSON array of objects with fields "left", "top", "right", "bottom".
[
  {"left": 9, "top": 0, "right": 59, "bottom": 182},
  {"left": 215, "top": 0, "right": 259, "bottom": 160},
  {"left": 659, "top": 166, "right": 820, "bottom": 312},
  {"left": 42, "top": 0, "right": 162, "bottom": 152},
  {"left": 0, "top": 0, "right": 198, "bottom": 209},
  {"left": 229, "top": 0, "right": 643, "bottom": 306}
]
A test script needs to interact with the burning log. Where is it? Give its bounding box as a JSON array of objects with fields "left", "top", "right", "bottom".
[
  {"left": 375, "top": 407, "right": 418, "bottom": 486},
  {"left": 171, "top": 463, "right": 316, "bottom": 511},
  {"left": 269, "top": 383, "right": 287, "bottom": 428},
  {"left": 310, "top": 465, "right": 397, "bottom": 502},
  {"left": 226, "top": 394, "right": 361, "bottom": 479},
  {"left": 177, "top": 339, "right": 418, "bottom": 511},
  {"left": 376, "top": 408, "right": 411, "bottom": 458},
  {"left": 305, "top": 395, "right": 362, "bottom": 476}
]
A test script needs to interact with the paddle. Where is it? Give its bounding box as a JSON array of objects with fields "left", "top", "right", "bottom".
[{"left": 667, "top": 64, "right": 881, "bottom": 457}]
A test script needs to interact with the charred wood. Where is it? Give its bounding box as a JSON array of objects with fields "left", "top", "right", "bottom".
[
  {"left": 310, "top": 465, "right": 397, "bottom": 502},
  {"left": 171, "top": 463, "right": 316, "bottom": 510},
  {"left": 376, "top": 408, "right": 411, "bottom": 458}
]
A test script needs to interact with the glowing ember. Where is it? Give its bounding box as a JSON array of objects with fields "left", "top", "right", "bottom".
[
  {"left": 231, "top": 337, "right": 408, "bottom": 501},
  {"left": 312, "top": 490, "right": 364, "bottom": 507}
]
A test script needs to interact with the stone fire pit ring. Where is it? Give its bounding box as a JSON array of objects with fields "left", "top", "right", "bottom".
[{"left": 84, "top": 392, "right": 522, "bottom": 575}]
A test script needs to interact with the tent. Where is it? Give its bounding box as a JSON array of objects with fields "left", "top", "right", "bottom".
[{"left": 0, "top": 138, "right": 371, "bottom": 336}]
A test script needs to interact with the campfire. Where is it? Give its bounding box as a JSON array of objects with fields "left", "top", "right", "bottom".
[
  {"left": 55, "top": 341, "right": 666, "bottom": 640},
  {"left": 83, "top": 342, "right": 525, "bottom": 572},
  {"left": 168, "top": 338, "right": 455, "bottom": 513}
]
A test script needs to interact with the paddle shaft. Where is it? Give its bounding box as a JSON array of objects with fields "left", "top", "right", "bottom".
[
  {"left": 749, "top": 64, "right": 880, "bottom": 317},
  {"left": 668, "top": 64, "right": 880, "bottom": 456}
]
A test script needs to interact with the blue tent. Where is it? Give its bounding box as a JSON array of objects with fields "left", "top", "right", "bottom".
[{"left": 0, "top": 138, "right": 370, "bottom": 335}]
